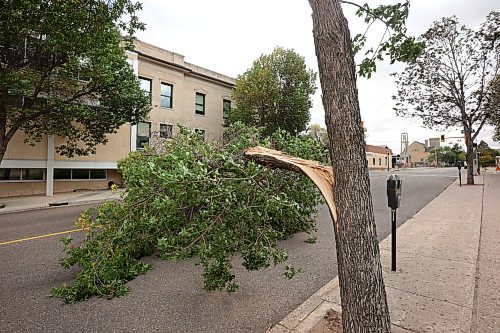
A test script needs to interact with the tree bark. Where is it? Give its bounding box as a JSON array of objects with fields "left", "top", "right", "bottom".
[
  {"left": 464, "top": 129, "right": 475, "bottom": 185},
  {"left": 0, "top": 101, "right": 7, "bottom": 165},
  {"left": 308, "top": 0, "right": 391, "bottom": 332}
]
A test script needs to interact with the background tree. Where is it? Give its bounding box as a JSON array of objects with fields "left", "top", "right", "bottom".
[
  {"left": 227, "top": 47, "right": 317, "bottom": 136},
  {"left": 394, "top": 12, "right": 500, "bottom": 184},
  {"left": 488, "top": 75, "right": 500, "bottom": 142},
  {"left": 304, "top": 123, "right": 329, "bottom": 145},
  {"left": 309, "top": 0, "right": 424, "bottom": 331},
  {"left": 478, "top": 140, "right": 499, "bottom": 167},
  {"left": 428, "top": 144, "right": 466, "bottom": 166},
  {"left": 303, "top": 123, "right": 330, "bottom": 163},
  {"left": 0, "top": 0, "right": 151, "bottom": 164}
]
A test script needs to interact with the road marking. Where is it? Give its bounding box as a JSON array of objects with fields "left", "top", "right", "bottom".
[{"left": 0, "top": 228, "right": 89, "bottom": 246}]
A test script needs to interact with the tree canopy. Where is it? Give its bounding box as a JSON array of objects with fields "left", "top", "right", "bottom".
[
  {"left": 428, "top": 144, "right": 465, "bottom": 166},
  {"left": 394, "top": 12, "right": 499, "bottom": 184},
  {"left": 0, "top": 0, "right": 151, "bottom": 163},
  {"left": 226, "top": 47, "right": 317, "bottom": 136},
  {"left": 488, "top": 75, "right": 500, "bottom": 142},
  {"left": 478, "top": 140, "right": 500, "bottom": 167}
]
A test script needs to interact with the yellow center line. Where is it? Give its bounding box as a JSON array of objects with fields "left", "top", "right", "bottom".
[{"left": 0, "top": 227, "right": 89, "bottom": 246}]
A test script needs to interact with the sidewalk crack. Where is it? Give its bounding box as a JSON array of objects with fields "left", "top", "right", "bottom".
[
  {"left": 386, "top": 285, "right": 472, "bottom": 310},
  {"left": 382, "top": 249, "right": 476, "bottom": 265}
]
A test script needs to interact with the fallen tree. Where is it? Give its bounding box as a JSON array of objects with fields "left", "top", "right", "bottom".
[{"left": 52, "top": 124, "right": 328, "bottom": 303}]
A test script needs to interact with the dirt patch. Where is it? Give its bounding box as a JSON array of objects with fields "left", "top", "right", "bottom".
[{"left": 310, "top": 309, "right": 343, "bottom": 333}]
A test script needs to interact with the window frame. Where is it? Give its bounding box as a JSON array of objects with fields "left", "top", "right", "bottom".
[
  {"left": 194, "top": 128, "right": 206, "bottom": 141},
  {"left": 160, "top": 82, "right": 173, "bottom": 108},
  {"left": 136, "top": 121, "right": 151, "bottom": 149},
  {"left": 159, "top": 123, "right": 173, "bottom": 139},
  {"left": 139, "top": 77, "right": 152, "bottom": 102},
  {"left": 223, "top": 99, "right": 231, "bottom": 119},
  {"left": 0, "top": 168, "right": 45, "bottom": 182},
  {"left": 195, "top": 92, "right": 205, "bottom": 116},
  {"left": 53, "top": 169, "right": 107, "bottom": 181}
]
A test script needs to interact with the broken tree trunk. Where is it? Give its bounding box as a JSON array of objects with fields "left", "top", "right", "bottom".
[{"left": 245, "top": 146, "right": 337, "bottom": 222}]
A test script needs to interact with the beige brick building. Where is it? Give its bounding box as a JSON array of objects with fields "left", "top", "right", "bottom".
[
  {"left": 0, "top": 40, "right": 235, "bottom": 197},
  {"left": 408, "top": 141, "right": 430, "bottom": 166},
  {"left": 366, "top": 144, "right": 393, "bottom": 170}
]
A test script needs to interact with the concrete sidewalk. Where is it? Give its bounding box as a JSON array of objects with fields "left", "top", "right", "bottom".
[
  {"left": 269, "top": 173, "right": 500, "bottom": 333},
  {"left": 0, "top": 189, "right": 122, "bottom": 214}
]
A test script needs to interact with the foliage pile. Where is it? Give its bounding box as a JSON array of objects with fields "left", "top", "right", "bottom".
[{"left": 52, "top": 124, "right": 325, "bottom": 303}]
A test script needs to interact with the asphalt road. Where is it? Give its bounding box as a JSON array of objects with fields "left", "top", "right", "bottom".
[{"left": 0, "top": 167, "right": 458, "bottom": 332}]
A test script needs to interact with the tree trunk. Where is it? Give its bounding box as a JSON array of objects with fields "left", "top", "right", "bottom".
[
  {"left": 308, "top": 0, "right": 391, "bottom": 332},
  {"left": 0, "top": 101, "right": 6, "bottom": 165},
  {"left": 0, "top": 144, "right": 6, "bottom": 166},
  {"left": 464, "top": 130, "right": 475, "bottom": 185}
]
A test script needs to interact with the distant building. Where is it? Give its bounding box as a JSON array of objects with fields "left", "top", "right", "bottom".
[
  {"left": 0, "top": 40, "right": 235, "bottom": 197},
  {"left": 425, "top": 137, "right": 441, "bottom": 149},
  {"left": 408, "top": 141, "right": 430, "bottom": 166},
  {"left": 366, "top": 145, "right": 392, "bottom": 169}
]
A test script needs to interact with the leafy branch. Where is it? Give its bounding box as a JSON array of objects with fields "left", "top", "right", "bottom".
[{"left": 341, "top": 0, "right": 425, "bottom": 77}]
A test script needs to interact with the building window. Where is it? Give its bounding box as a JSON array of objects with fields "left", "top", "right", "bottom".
[
  {"left": 54, "top": 169, "right": 71, "bottom": 180},
  {"left": 195, "top": 129, "right": 205, "bottom": 141},
  {"left": 22, "top": 168, "right": 44, "bottom": 180},
  {"left": 136, "top": 121, "right": 151, "bottom": 149},
  {"left": 0, "top": 168, "right": 21, "bottom": 181},
  {"left": 160, "top": 123, "right": 173, "bottom": 139},
  {"left": 73, "top": 169, "right": 90, "bottom": 179},
  {"left": 372, "top": 158, "right": 375, "bottom": 165},
  {"left": 160, "top": 82, "right": 173, "bottom": 108},
  {"left": 379, "top": 158, "right": 382, "bottom": 165},
  {"left": 195, "top": 92, "right": 205, "bottom": 115},
  {"left": 53, "top": 169, "right": 107, "bottom": 180},
  {"left": 0, "top": 168, "right": 44, "bottom": 181},
  {"left": 139, "top": 77, "right": 152, "bottom": 102},
  {"left": 223, "top": 99, "right": 231, "bottom": 118},
  {"left": 90, "top": 169, "right": 107, "bottom": 179}
]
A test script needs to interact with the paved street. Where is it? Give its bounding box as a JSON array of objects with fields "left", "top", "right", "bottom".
[{"left": 0, "top": 167, "right": 458, "bottom": 332}]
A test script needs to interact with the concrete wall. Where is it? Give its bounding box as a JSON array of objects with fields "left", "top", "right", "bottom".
[
  {"left": 3, "top": 132, "right": 48, "bottom": 160},
  {"left": 55, "top": 124, "right": 131, "bottom": 162},
  {"left": 135, "top": 40, "right": 234, "bottom": 142}
]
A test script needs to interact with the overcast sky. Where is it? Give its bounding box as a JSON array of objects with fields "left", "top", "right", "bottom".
[{"left": 136, "top": 0, "right": 499, "bottom": 152}]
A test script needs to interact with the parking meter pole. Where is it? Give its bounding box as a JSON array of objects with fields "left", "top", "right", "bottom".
[
  {"left": 391, "top": 208, "right": 396, "bottom": 271},
  {"left": 459, "top": 170, "right": 462, "bottom": 187},
  {"left": 387, "top": 174, "right": 401, "bottom": 272}
]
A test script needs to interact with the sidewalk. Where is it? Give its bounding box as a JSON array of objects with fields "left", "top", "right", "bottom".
[
  {"left": 0, "top": 189, "right": 122, "bottom": 214},
  {"left": 269, "top": 173, "right": 500, "bottom": 333}
]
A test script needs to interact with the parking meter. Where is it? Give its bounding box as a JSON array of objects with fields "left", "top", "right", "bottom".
[
  {"left": 456, "top": 161, "right": 462, "bottom": 187},
  {"left": 387, "top": 175, "right": 402, "bottom": 210},
  {"left": 387, "top": 174, "right": 402, "bottom": 271}
]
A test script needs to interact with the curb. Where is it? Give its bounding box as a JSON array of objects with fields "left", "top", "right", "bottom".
[
  {"left": 0, "top": 198, "right": 119, "bottom": 215},
  {"left": 267, "top": 278, "right": 342, "bottom": 332}
]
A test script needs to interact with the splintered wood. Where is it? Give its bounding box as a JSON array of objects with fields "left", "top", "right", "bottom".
[{"left": 244, "top": 146, "right": 337, "bottom": 222}]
